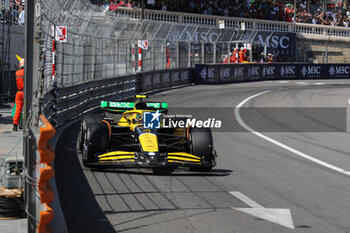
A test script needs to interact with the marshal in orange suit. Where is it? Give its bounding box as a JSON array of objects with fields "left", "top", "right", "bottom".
[{"left": 13, "top": 56, "right": 24, "bottom": 131}]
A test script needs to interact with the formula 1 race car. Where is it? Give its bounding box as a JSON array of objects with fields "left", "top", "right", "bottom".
[{"left": 77, "top": 95, "right": 217, "bottom": 172}]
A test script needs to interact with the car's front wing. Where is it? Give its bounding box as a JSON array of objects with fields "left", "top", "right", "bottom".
[{"left": 90, "top": 151, "right": 206, "bottom": 168}]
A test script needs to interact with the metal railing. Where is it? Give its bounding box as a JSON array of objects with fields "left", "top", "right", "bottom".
[{"left": 115, "top": 7, "right": 350, "bottom": 39}]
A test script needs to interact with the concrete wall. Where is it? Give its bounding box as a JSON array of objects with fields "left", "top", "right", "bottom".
[{"left": 296, "top": 35, "right": 350, "bottom": 63}]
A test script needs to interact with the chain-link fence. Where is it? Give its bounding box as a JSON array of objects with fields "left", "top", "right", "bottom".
[{"left": 39, "top": 0, "right": 283, "bottom": 91}]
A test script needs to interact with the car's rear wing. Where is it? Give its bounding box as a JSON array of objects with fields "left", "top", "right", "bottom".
[{"left": 101, "top": 101, "right": 168, "bottom": 112}]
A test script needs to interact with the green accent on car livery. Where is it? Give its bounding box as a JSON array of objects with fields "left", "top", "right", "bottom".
[
  {"left": 101, "top": 101, "right": 108, "bottom": 108},
  {"left": 110, "top": 102, "right": 135, "bottom": 108},
  {"left": 161, "top": 103, "right": 168, "bottom": 109},
  {"left": 146, "top": 103, "right": 168, "bottom": 109}
]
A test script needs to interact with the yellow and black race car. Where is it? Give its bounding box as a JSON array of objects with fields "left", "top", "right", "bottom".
[{"left": 77, "top": 96, "right": 217, "bottom": 172}]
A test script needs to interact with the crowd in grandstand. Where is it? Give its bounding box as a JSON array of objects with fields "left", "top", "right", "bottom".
[
  {"left": 95, "top": 0, "right": 350, "bottom": 27},
  {"left": 151, "top": 0, "right": 350, "bottom": 27},
  {"left": 1, "top": 0, "right": 25, "bottom": 25}
]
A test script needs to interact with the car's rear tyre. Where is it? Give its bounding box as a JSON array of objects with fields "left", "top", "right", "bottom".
[
  {"left": 81, "top": 115, "right": 109, "bottom": 167},
  {"left": 77, "top": 119, "right": 85, "bottom": 153},
  {"left": 188, "top": 127, "right": 216, "bottom": 172}
]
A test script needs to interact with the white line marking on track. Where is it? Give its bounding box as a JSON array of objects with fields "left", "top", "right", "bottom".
[
  {"left": 229, "top": 191, "right": 263, "bottom": 208},
  {"left": 278, "top": 81, "right": 290, "bottom": 84},
  {"left": 234, "top": 91, "right": 350, "bottom": 177},
  {"left": 313, "top": 82, "right": 325, "bottom": 85},
  {"left": 296, "top": 82, "right": 310, "bottom": 86},
  {"left": 348, "top": 98, "right": 350, "bottom": 106},
  {"left": 229, "top": 191, "right": 295, "bottom": 229}
]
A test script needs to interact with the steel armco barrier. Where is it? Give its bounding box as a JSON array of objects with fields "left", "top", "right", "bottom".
[{"left": 195, "top": 63, "right": 350, "bottom": 84}]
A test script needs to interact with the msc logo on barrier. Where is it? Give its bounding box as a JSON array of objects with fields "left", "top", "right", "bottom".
[
  {"left": 248, "top": 67, "right": 259, "bottom": 76},
  {"left": 182, "top": 71, "right": 189, "bottom": 82},
  {"left": 144, "top": 75, "right": 152, "bottom": 88},
  {"left": 163, "top": 73, "right": 170, "bottom": 85},
  {"left": 144, "top": 110, "right": 161, "bottom": 129},
  {"left": 154, "top": 74, "right": 161, "bottom": 85},
  {"left": 234, "top": 67, "right": 244, "bottom": 79},
  {"left": 302, "top": 66, "right": 321, "bottom": 77},
  {"left": 329, "top": 66, "right": 350, "bottom": 77},
  {"left": 263, "top": 66, "right": 275, "bottom": 76},
  {"left": 199, "top": 67, "right": 215, "bottom": 82},
  {"left": 220, "top": 68, "right": 231, "bottom": 81},
  {"left": 280, "top": 66, "right": 295, "bottom": 77},
  {"left": 199, "top": 68, "right": 207, "bottom": 81},
  {"left": 172, "top": 72, "right": 179, "bottom": 83}
]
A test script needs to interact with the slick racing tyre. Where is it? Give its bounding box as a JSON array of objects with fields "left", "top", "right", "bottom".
[
  {"left": 81, "top": 115, "right": 109, "bottom": 167},
  {"left": 77, "top": 119, "right": 86, "bottom": 153},
  {"left": 188, "top": 127, "right": 216, "bottom": 172}
]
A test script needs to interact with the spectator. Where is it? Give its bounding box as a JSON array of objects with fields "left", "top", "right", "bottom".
[
  {"left": 90, "top": 0, "right": 350, "bottom": 28},
  {"left": 161, "top": 1, "right": 166, "bottom": 11},
  {"left": 18, "top": 5, "right": 25, "bottom": 25},
  {"left": 109, "top": 0, "right": 124, "bottom": 11},
  {"left": 126, "top": 0, "right": 132, "bottom": 8}
]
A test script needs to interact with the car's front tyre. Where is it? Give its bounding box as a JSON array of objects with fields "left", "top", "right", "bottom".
[
  {"left": 188, "top": 127, "right": 216, "bottom": 172},
  {"left": 81, "top": 115, "right": 109, "bottom": 167}
]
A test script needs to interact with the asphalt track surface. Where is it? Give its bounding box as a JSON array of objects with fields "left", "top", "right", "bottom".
[{"left": 55, "top": 80, "right": 350, "bottom": 233}]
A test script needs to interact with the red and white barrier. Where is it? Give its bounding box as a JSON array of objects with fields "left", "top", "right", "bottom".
[
  {"left": 52, "top": 39, "right": 56, "bottom": 83},
  {"left": 138, "top": 48, "right": 142, "bottom": 72}
]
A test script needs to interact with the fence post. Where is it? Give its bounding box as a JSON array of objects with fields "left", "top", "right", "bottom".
[
  {"left": 188, "top": 41, "right": 191, "bottom": 67},
  {"left": 176, "top": 41, "right": 179, "bottom": 68},
  {"left": 127, "top": 40, "right": 131, "bottom": 74},
  {"left": 163, "top": 41, "right": 166, "bottom": 70},
  {"left": 213, "top": 43, "right": 216, "bottom": 64},
  {"left": 151, "top": 41, "right": 155, "bottom": 71},
  {"left": 201, "top": 41, "right": 205, "bottom": 64}
]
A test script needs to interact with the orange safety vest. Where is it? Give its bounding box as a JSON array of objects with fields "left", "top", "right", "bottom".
[
  {"left": 230, "top": 52, "right": 236, "bottom": 63},
  {"left": 15, "top": 69, "right": 24, "bottom": 91},
  {"left": 239, "top": 50, "right": 246, "bottom": 63}
]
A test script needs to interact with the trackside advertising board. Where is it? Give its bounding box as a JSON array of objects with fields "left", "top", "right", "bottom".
[
  {"left": 195, "top": 64, "right": 350, "bottom": 84},
  {"left": 141, "top": 68, "right": 194, "bottom": 92}
]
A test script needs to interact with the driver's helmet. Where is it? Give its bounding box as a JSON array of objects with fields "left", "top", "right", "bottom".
[{"left": 135, "top": 113, "right": 143, "bottom": 124}]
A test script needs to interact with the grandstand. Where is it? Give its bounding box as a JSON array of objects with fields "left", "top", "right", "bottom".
[{"left": 93, "top": 0, "right": 350, "bottom": 26}]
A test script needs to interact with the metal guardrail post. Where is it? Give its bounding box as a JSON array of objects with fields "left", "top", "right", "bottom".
[{"left": 24, "top": 0, "right": 41, "bottom": 232}]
